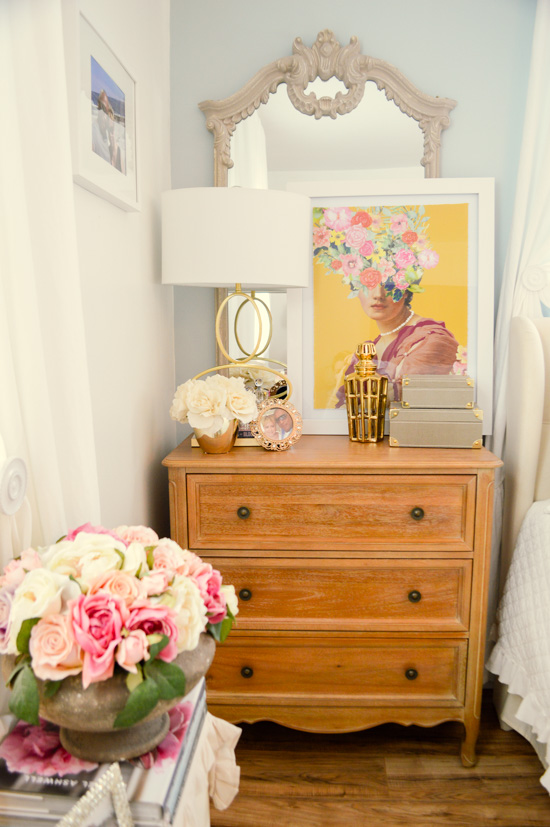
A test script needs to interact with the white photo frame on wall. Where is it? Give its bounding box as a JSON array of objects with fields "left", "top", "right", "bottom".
[
  {"left": 64, "top": 9, "right": 138, "bottom": 211},
  {"left": 286, "top": 178, "right": 495, "bottom": 435}
]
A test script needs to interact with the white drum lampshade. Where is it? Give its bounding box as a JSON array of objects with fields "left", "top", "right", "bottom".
[{"left": 161, "top": 187, "right": 311, "bottom": 290}]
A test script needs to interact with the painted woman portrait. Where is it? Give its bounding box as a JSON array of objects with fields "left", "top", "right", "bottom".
[{"left": 312, "top": 203, "right": 467, "bottom": 407}]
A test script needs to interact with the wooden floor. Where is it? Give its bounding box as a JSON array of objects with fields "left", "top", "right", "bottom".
[{"left": 211, "top": 691, "right": 550, "bottom": 827}]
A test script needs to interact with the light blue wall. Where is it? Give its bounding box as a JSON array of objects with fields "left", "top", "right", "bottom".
[{"left": 170, "top": 0, "right": 536, "bottom": 384}]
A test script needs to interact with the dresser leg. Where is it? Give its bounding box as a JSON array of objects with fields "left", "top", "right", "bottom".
[{"left": 460, "top": 719, "right": 479, "bottom": 767}]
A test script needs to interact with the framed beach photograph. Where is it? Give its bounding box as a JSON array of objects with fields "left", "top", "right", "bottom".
[
  {"left": 286, "top": 178, "right": 495, "bottom": 435},
  {"left": 65, "top": 11, "right": 138, "bottom": 211}
]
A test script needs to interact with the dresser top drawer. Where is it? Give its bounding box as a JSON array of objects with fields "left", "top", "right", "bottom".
[{"left": 187, "top": 473, "right": 476, "bottom": 551}]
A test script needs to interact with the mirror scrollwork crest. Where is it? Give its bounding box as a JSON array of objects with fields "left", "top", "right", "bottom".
[
  {"left": 200, "top": 29, "right": 456, "bottom": 184},
  {"left": 199, "top": 30, "right": 457, "bottom": 369}
]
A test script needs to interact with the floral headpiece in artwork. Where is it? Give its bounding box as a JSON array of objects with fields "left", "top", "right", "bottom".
[{"left": 313, "top": 205, "right": 440, "bottom": 303}]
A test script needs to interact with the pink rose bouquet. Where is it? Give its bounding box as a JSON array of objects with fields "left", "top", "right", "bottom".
[{"left": 1, "top": 524, "right": 238, "bottom": 729}]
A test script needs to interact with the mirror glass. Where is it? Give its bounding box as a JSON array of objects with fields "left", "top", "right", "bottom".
[{"left": 229, "top": 78, "right": 425, "bottom": 190}]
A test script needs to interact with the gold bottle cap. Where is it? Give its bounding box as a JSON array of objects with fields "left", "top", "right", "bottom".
[{"left": 354, "top": 342, "right": 378, "bottom": 377}]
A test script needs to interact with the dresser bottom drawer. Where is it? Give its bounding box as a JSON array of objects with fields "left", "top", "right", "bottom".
[{"left": 206, "top": 634, "right": 467, "bottom": 705}]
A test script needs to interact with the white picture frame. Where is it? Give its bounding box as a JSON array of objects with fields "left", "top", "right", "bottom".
[
  {"left": 64, "top": 9, "right": 138, "bottom": 211},
  {"left": 286, "top": 178, "right": 495, "bottom": 435}
]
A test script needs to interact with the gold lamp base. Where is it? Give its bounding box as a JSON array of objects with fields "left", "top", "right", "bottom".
[{"left": 193, "top": 283, "right": 293, "bottom": 400}]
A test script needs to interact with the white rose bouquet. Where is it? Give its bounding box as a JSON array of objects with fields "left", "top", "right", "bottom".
[{"left": 170, "top": 374, "right": 258, "bottom": 438}]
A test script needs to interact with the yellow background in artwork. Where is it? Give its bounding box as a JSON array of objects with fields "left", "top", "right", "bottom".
[{"left": 314, "top": 202, "right": 469, "bottom": 409}]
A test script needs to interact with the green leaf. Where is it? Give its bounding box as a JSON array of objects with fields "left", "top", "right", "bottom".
[
  {"left": 146, "top": 549, "right": 155, "bottom": 569},
  {"left": 126, "top": 670, "right": 143, "bottom": 693},
  {"left": 16, "top": 618, "right": 40, "bottom": 655},
  {"left": 5, "top": 658, "right": 27, "bottom": 688},
  {"left": 43, "top": 680, "right": 62, "bottom": 698},
  {"left": 146, "top": 634, "right": 169, "bottom": 661},
  {"left": 9, "top": 665, "right": 39, "bottom": 725},
  {"left": 207, "top": 615, "right": 233, "bottom": 643},
  {"left": 144, "top": 660, "right": 186, "bottom": 700},
  {"left": 113, "top": 678, "right": 160, "bottom": 729}
]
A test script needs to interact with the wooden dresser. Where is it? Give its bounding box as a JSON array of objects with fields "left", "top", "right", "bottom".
[{"left": 163, "top": 435, "right": 501, "bottom": 766}]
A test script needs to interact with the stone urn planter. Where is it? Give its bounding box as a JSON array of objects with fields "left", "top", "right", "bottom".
[{"left": 2, "top": 632, "right": 215, "bottom": 763}]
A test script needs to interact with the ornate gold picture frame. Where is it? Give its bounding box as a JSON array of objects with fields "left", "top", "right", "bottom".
[{"left": 250, "top": 399, "right": 302, "bottom": 451}]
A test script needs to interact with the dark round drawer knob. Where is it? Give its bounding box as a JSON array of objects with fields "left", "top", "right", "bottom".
[
  {"left": 410, "top": 506, "right": 425, "bottom": 521},
  {"left": 239, "top": 588, "right": 252, "bottom": 601},
  {"left": 237, "top": 506, "right": 250, "bottom": 520},
  {"left": 405, "top": 668, "right": 418, "bottom": 681},
  {"left": 241, "top": 666, "right": 254, "bottom": 679},
  {"left": 408, "top": 590, "right": 422, "bottom": 603}
]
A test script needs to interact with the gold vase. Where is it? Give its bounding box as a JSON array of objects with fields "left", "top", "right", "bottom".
[{"left": 194, "top": 418, "right": 239, "bottom": 453}]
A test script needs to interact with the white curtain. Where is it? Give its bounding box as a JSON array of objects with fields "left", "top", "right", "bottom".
[
  {"left": 487, "top": 0, "right": 550, "bottom": 624},
  {"left": 0, "top": 0, "right": 101, "bottom": 561}
]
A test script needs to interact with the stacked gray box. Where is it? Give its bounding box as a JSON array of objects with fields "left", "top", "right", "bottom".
[{"left": 389, "top": 375, "right": 483, "bottom": 448}]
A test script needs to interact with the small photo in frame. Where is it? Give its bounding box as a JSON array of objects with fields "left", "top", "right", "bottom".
[{"left": 250, "top": 400, "right": 302, "bottom": 451}]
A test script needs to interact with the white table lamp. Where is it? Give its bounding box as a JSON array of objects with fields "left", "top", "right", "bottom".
[{"left": 161, "top": 187, "right": 311, "bottom": 395}]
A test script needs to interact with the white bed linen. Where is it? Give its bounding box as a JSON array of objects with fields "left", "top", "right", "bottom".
[{"left": 487, "top": 499, "right": 550, "bottom": 791}]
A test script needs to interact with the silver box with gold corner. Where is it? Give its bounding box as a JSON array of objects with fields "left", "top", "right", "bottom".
[
  {"left": 401, "top": 375, "right": 475, "bottom": 409},
  {"left": 389, "top": 402, "right": 483, "bottom": 448}
]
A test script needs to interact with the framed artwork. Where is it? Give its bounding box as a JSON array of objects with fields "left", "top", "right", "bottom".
[
  {"left": 250, "top": 399, "right": 303, "bottom": 451},
  {"left": 65, "top": 11, "right": 138, "bottom": 211},
  {"left": 287, "top": 178, "right": 495, "bottom": 435}
]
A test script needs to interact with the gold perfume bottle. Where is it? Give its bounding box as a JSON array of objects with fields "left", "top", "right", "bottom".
[{"left": 344, "top": 343, "right": 388, "bottom": 442}]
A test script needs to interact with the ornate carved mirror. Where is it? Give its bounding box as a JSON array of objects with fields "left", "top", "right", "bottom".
[{"left": 199, "top": 30, "right": 456, "bottom": 366}]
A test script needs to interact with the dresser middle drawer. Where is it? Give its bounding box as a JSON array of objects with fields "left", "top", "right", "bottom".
[
  {"left": 215, "top": 558, "right": 472, "bottom": 632},
  {"left": 187, "top": 473, "right": 476, "bottom": 551}
]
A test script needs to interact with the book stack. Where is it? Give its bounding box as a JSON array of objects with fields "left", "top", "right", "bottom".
[
  {"left": 389, "top": 375, "right": 483, "bottom": 448},
  {"left": 0, "top": 678, "right": 207, "bottom": 826}
]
